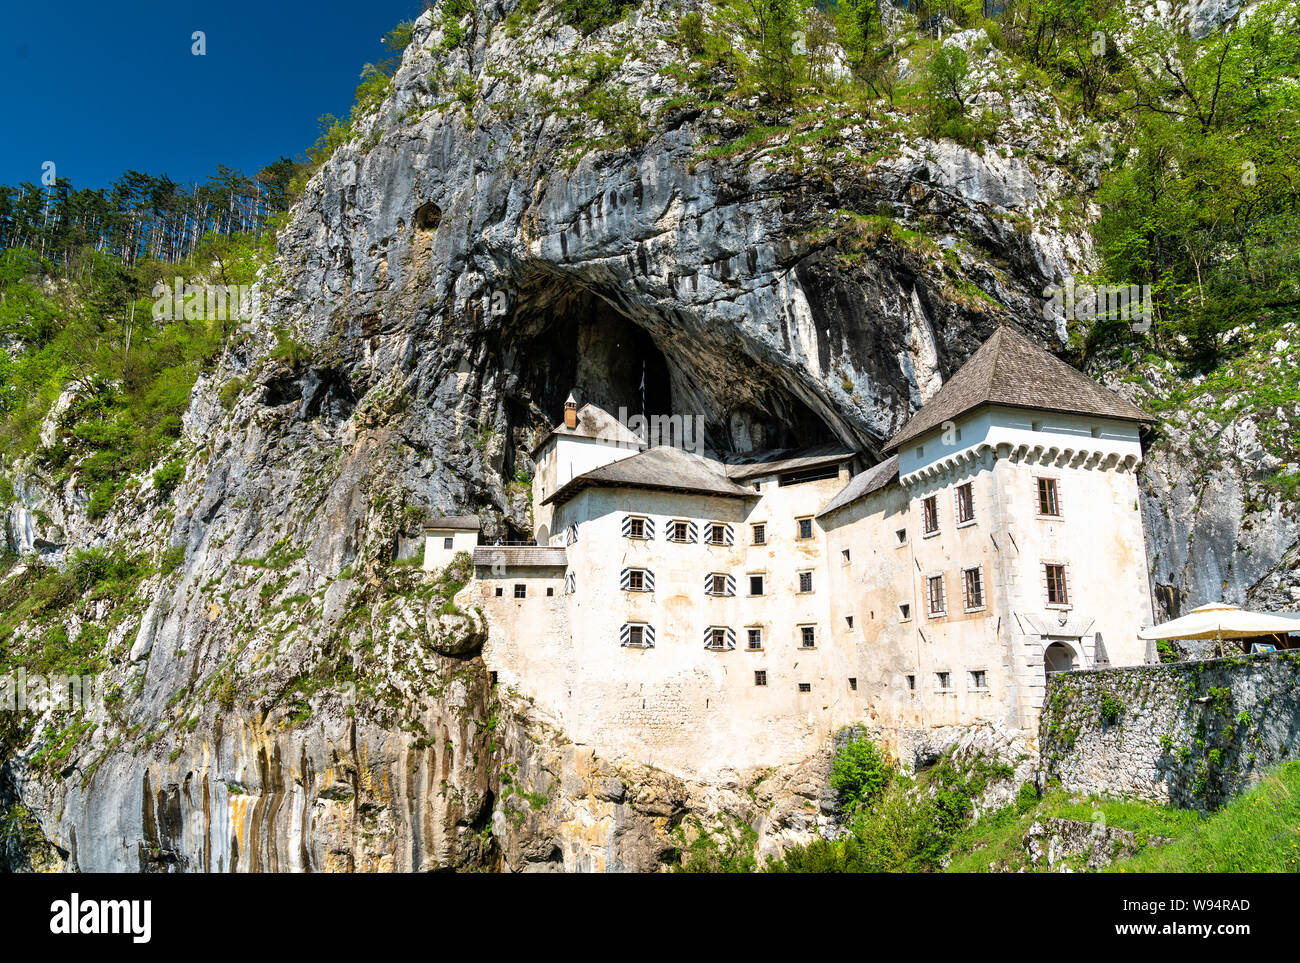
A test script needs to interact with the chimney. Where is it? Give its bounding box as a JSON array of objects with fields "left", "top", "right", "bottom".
[{"left": 563, "top": 392, "right": 578, "bottom": 429}]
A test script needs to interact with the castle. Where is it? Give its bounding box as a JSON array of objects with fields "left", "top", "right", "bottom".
[{"left": 424, "top": 328, "right": 1157, "bottom": 776}]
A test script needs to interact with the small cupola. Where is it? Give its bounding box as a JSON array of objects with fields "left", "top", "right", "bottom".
[{"left": 563, "top": 392, "right": 578, "bottom": 429}]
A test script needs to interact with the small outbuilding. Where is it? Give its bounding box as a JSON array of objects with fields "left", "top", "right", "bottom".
[{"left": 422, "top": 515, "right": 480, "bottom": 571}]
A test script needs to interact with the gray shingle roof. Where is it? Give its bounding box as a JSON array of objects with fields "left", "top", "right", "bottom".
[
  {"left": 543, "top": 446, "right": 758, "bottom": 507},
  {"left": 725, "top": 442, "right": 857, "bottom": 480},
  {"left": 883, "top": 327, "right": 1154, "bottom": 454},
  {"left": 423, "top": 515, "right": 481, "bottom": 531},
  {"left": 817, "top": 456, "right": 900, "bottom": 518},
  {"left": 473, "top": 546, "right": 568, "bottom": 567}
]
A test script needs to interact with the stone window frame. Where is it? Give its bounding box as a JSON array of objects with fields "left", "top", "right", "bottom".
[
  {"left": 962, "top": 564, "right": 986, "bottom": 613},
  {"left": 513, "top": 583, "right": 527, "bottom": 600},
  {"left": 1035, "top": 476, "right": 1063, "bottom": 519},
  {"left": 898, "top": 601, "right": 912, "bottom": 623},
  {"left": 935, "top": 670, "right": 953, "bottom": 693},
  {"left": 625, "top": 515, "right": 650, "bottom": 540},
  {"left": 895, "top": 527, "right": 908, "bottom": 548},
  {"left": 705, "top": 521, "right": 733, "bottom": 546},
  {"left": 751, "top": 521, "right": 767, "bottom": 545},
  {"left": 745, "top": 625, "right": 764, "bottom": 651},
  {"left": 926, "top": 572, "right": 947, "bottom": 618},
  {"left": 797, "top": 569, "right": 815, "bottom": 594},
  {"left": 1043, "top": 560, "right": 1073, "bottom": 609},
  {"left": 795, "top": 516, "right": 815, "bottom": 541},
  {"left": 747, "top": 571, "right": 767, "bottom": 597},
  {"left": 968, "top": 668, "right": 989, "bottom": 692},
  {"left": 922, "top": 495, "right": 940, "bottom": 537},
  {"left": 954, "top": 481, "right": 976, "bottom": 527},
  {"left": 624, "top": 568, "right": 651, "bottom": 593},
  {"left": 667, "top": 519, "right": 696, "bottom": 543}
]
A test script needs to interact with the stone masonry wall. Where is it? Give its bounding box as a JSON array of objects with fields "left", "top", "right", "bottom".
[{"left": 1039, "top": 651, "right": 1300, "bottom": 810}]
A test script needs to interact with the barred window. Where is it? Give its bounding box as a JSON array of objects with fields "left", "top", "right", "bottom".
[
  {"left": 754, "top": 671, "right": 767, "bottom": 687},
  {"left": 800, "top": 625, "right": 816, "bottom": 648},
  {"left": 798, "top": 571, "right": 813, "bottom": 593},
  {"left": 752, "top": 523, "right": 766, "bottom": 545}
]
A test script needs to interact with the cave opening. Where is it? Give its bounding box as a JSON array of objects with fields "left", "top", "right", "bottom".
[{"left": 494, "top": 276, "right": 842, "bottom": 470}]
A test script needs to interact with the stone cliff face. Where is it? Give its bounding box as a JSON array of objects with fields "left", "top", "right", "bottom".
[{"left": 1, "top": 0, "right": 1293, "bottom": 870}]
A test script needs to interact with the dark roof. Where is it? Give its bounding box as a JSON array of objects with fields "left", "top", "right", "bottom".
[
  {"left": 530, "top": 403, "right": 645, "bottom": 456},
  {"left": 543, "top": 446, "right": 758, "bottom": 507},
  {"left": 724, "top": 442, "right": 857, "bottom": 481},
  {"left": 473, "top": 546, "right": 568, "bottom": 567},
  {"left": 423, "top": 515, "right": 481, "bottom": 531},
  {"left": 817, "top": 456, "right": 900, "bottom": 518},
  {"left": 883, "top": 327, "right": 1154, "bottom": 453}
]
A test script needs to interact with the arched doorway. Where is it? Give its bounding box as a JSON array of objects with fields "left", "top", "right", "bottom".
[{"left": 1044, "top": 641, "right": 1076, "bottom": 677}]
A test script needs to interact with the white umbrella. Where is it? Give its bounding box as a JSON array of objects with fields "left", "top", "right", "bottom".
[{"left": 1138, "top": 602, "right": 1298, "bottom": 644}]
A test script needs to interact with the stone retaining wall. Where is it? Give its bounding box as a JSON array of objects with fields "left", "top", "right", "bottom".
[{"left": 1039, "top": 651, "right": 1300, "bottom": 809}]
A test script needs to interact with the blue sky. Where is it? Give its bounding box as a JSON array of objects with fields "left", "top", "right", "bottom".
[{"left": 0, "top": 0, "right": 427, "bottom": 189}]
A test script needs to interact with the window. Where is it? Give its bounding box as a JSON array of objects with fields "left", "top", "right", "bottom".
[
  {"left": 796, "top": 517, "right": 813, "bottom": 540},
  {"left": 848, "top": 678, "right": 858, "bottom": 691},
  {"left": 706, "top": 627, "right": 730, "bottom": 651},
  {"left": 546, "top": 587, "right": 554, "bottom": 597},
  {"left": 706, "top": 523, "right": 728, "bottom": 545},
  {"left": 628, "top": 570, "right": 644, "bottom": 591},
  {"left": 749, "top": 574, "right": 765, "bottom": 596},
  {"left": 927, "top": 575, "right": 946, "bottom": 616},
  {"left": 513, "top": 584, "right": 527, "bottom": 599},
  {"left": 754, "top": 670, "right": 767, "bottom": 687},
  {"left": 1037, "top": 477, "right": 1061, "bottom": 517},
  {"left": 1045, "top": 563, "right": 1070, "bottom": 606},
  {"left": 915, "top": 445, "right": 924, "bottom": 458},
  {"left": 922, "top": 496, "right": 939, "bottom": 534},
  {"left": 800, "top": 625, "right": 816, "bottom": 648},
  {"left": 747, "top": 627, "right": 763, "bottom": 650},
  {"left": 798, "top": 571, "right": 813, "bottom": 593},
  {"left": 905, "top": 674, "right": 916, "bottom": 691},
  {"left": 797, "top": 682, "right": 811, "bottom": 693},
  {"left": 495, "top": 586, "right": 503, "bottom": 597},
  {"left": 709, "top": 574, "right": 727, "bottom": 596},
  {"left": 443, "top": 536, "right": 454, "bottom": 549},
  {"left": 970, "top": 670, "right": 988, "bottom": 691},
  {"left": 629, "top": 517, "right": 645, "bottom": 539},
  {"left": 621, "top": 623, "right": 655, "bottom": 648},
  {"left": 936, "top": 671, "right": 952, "bottom": 691},
  {"left": 955, "top": 483, "right": 974, "bottom": 524},
  {"left": 899, "top": 602, "right": 912, "bottom": 622},
  {"left": 963, "top": 566, "right": 985, "bottom": 610},
  {"left": 845, "top": 615, "right": 854, "bottom": 628},
  {"left": 671, "top": 520, "right": 690, "bottom": 542},
  {"left": 841, "top": 548, "right": 851, "bottom": 564},
  {"left": 752, "top": 523, "right": 766, "bottom": 545},
  {"left": 896, "top": 528, "right": 907, "bottom": 546}
]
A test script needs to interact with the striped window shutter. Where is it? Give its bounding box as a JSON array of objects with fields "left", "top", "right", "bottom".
[
  {"left": 620, "top": 568, "right": 655, "bottom": 591},
  {"left": 621, "top": 515, "right": 632, "bottom": 537},
  {"left": 644, "top": 518, "right": 655, "bottom": 539},
  {"left": 724, "top": 524, "right": 734, "bottom": 546},
  {"left": 703, "top": 573, "right": 714, "bottom": 595},
  {"left": 688, "top": 521, "right": 698, "bottom": 543},
  {"left": 620, "top": 623, "right": 655, "bottom": 647},
  {"left": 703, "top": 627, "right": 737, "bottom": 650},
  {"left": 566, "top": 522, "right": 578, "bottom": 546},
  {"left": 725, "top": 574, "right": 736, "bottom": 596},
  {"left": 564, "top": 571, "right": 576, "bottom": 594}
]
